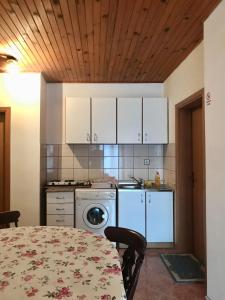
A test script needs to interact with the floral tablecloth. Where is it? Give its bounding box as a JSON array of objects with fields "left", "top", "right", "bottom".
[{"left": 0, "top": 226, "right": 126, "bottom": 300}]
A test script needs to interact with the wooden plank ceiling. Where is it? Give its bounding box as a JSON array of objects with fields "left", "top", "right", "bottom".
[{"left": 0, "top": 0, "right": 221, "bottom": 83}]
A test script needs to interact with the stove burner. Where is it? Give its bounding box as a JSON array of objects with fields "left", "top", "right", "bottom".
[{"left": 47, "top": 180, "right": 91, "bottom": 187}]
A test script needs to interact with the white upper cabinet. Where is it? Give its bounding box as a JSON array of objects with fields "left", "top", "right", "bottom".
[
  {"left": 65, "top": 97, "right": 91, "bottom": 143},
  {"left": 143, "top": 98, "right": 168, "bottom": 144},
  {"left": 92, "top": 97, "right": 116, "bottom": 144},
  {"left": 117, "top": 98, "right": 142, "bottom": 144}
]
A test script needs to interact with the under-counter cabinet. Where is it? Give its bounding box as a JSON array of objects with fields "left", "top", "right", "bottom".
[
  {"left": 65, "top": 97, "right": 116, "bottom": 144},
  {"left": 118, "top": 189, "right": 145, "bottom": 236},
  {"left": 117, "top": 98, "right": 142, "bottom": 144},
  {"left": 146, "top": 191, "right": 173, "bottom": 242},
  {"left": 143, "top": 98, "right": 168, "bottom": 144},
  {"left": 46, "top": 191, "right": 74, "bottom": 227}
]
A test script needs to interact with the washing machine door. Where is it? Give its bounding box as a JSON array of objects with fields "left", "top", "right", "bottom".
[{"left": 83, "top": 203, "right": 109, "bottom": 229}]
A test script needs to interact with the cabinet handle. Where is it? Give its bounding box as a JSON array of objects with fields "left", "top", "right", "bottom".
[
  {"left": 56, "top": 219, "right": 64, "bottom": 222},
  {"left": 56, "top": 197, "right": 64, "bottom": 199},
  {"left": 144, "top": 132, "right": 148, "bottom": 142},
  {"left": 86, "top": 133, "right": 90, "bottom": 142},
  {"left": 93, "top": 133, "right": 97, "bottom": 142},
  {"left": 56, "top": 208, "right": 64, "bottom": 211},
  {"left": 138, "top": 132, "right": 141, "bottom": 142}
]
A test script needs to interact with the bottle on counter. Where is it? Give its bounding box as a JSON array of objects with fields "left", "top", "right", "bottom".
[{"left": 154, "top": 171, "right": 161, "bottom": 188}]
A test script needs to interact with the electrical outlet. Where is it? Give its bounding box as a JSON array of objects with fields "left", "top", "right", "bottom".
[{"left": 144, "top": 159, "right": 150, "bottom": 165}]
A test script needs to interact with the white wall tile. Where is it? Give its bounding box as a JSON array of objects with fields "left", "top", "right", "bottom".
[
  {"left": 148, "top": 145, "right": 163, "bottom": 156},
  {"left": 104, "top": 145, "right": 118, "bottom": 156},
  {"left": 134, "top": 145, "right": 148, "bottom": 156},
  {"left": 46, "top": 168, "right": 58, "bottom": 181},
  {"left": 104, "top": 169, "right": 118, "bottom": 179},
  {"left": 119, "top": 145, "right": 133, "bottom": 156},
  {"left": 89, "top": 145, "right": 104, "bottom": 156},
  {"left": 59, "top": 144, "right": 74, "bottom": 156},
  {"left": 46, "top": 157, "right": 58, "bottom": 169},
  {"left": 89, "top": 157, "right": 104, "bottom": 169},
  {"left": 119, "top": 169, "right": 134, "bottom": 180},
  {"left": 59, "top": 168, "right": 74, "bottom": 180},
  {"left": 119, "top": 157, "right": 134, "bottom": 168},
  {"left": 73, "top": 145, "right": 89, "bottom": 156},
  {"left": 89, "top": 169, "right": 104, "bottom": 179},
  {"left": 74, "top": 156, "right": 89, "bottom": 169},
  {"left": 134, "top": 169, "right": 148, "bottom": 180},
  {"left": 74, "top": 169, "right": 89, "bottom": 180},
  {"left": 134, "top": 157, "right": 149, "bottom": 169},
  {"left": 61, "top": 156, "right": 74, "bottom": 168},
  {"left": 104, "top": 157, "right": 118, "bottom": 168}
]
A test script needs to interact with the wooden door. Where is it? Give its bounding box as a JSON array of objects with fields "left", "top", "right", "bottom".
[
  {"left": 65, "top": 97, "right": 91, "bottom": 143},
  {"left": 117, "top": 98, "right": 142, "bottom": 144},
  {"left": 143, "top": 98, "right": 168, "bottom": 144},
  {"left": 0, "top": 115, "right": 4, "bottom": 211},
  {"left": 0, "top": 109, "right": 10, "bottom": 212},
  {"left": 192, "top": 107, "right": 205, "bottom": 264},
  {"left": 92, "top": 97, "right": 116, "bottom": 144}
]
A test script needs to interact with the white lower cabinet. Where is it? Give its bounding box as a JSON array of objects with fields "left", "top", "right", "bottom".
[
  {"left": 118, "top": 190, "right": 145, "bottom": 237},
  {"left": 46, "top": 191, "right": 74, "bottom": 227},
  {"left": 146, "top": 191, "right": 173, "bottom": 243},
  {"left": 118, "top": 190, "right": 173, "bottom": 244}
]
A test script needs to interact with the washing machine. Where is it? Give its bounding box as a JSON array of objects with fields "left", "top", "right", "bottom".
[{"left": 75, "top": 188, "right": 116, "bottom": 236}]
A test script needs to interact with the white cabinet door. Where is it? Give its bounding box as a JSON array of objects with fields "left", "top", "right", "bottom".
[
  {"left": 65, "top": 97, "right": 91, "bottom": 143},
  {"left": 143, "top": 98, "right": 168, "bottom": 144},
  {"left": 92, "top": 97, "right": 116, "bottom": 144},
  {"left": 146, "top": 191, "right": 173, "bottom": 242},
  {"left": 117, "top": 98, "right": 142, "bottom": 144},
  {"left": 118, "top": 190, "right": 145, "bottom": 236}
]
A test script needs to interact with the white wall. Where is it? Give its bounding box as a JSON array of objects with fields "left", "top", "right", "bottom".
[
  {"left": 0, "top": 73, "right": 42, "bottom": 226},
  {"left": 164, "top": 43, "right": 204, "bottom": 142},
  {"left": 46, "top": 83, "right": 164, "bottom": 144},
  {"left": 204, "top": 1, "right": 225, "bottom": 299}
]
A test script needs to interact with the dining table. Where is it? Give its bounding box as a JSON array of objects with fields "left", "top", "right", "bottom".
[{"left": 0, "top": 226, "right": 126, "bottom": 300}]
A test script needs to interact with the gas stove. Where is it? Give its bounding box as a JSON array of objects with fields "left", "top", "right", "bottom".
[{"left": 47, "top": 180, "right": 91, "bottom": 187}]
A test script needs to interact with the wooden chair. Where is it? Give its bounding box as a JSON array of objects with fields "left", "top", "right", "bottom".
[
  {"left": 104, "top": 226, "right": 147, "bottom": 300},
  {"left": 0, "top": 211, "right": 20, "bottom": 228}
]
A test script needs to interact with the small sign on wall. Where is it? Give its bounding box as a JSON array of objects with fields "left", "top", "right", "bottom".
[{"left": 206, "top": 92, "right": 212, "bottom": 106}]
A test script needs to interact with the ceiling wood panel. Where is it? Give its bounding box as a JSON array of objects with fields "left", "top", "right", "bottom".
[{"left": 0, "top": 0, "right": 221, "bottom": 82}]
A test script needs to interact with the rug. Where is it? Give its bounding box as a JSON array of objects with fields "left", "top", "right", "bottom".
[{"left": 160, "top": 253, "right": 205, "bottom": 283}]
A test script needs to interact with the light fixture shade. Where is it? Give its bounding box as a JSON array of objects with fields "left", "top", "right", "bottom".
[{"left": 0, "top": 54, "right": 18, "bottom": 72}]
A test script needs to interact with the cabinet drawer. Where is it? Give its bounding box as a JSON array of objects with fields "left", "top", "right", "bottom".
[
  {"left": 47, "top": 215, "right": 74, "bottom": 226},
  {"left": 47, "top": 203, "right": 74, "bottom": 215},
  {"left": 47, "top": 192, "right": 74, "bottom": 203}
]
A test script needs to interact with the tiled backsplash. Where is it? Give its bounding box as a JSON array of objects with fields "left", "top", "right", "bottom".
[
  {"left": 42, "top": 144, "right": 165, "bottom": 182},
  {"left": 163, "top": 143, "right": 176, "bottom": 187}
]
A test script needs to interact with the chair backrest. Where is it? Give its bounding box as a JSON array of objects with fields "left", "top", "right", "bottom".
[
  {"left": 0, "top": 211, "right": 20, "bottom": 227},
  {"left": 104, "top": 226, "right": 147, "bottom": 300}
]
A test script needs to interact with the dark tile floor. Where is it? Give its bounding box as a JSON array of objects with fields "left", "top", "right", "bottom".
[{"left": 134, "top": 250, "right": 205, "bottom": 300}]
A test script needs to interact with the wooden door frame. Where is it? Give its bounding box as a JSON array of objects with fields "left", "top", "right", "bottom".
[
  {"left": 175, "top": 89, "right": 206, "bottom": 254},
  {"left": 0, "top": 107, "right": 10, "bottom": 211}
]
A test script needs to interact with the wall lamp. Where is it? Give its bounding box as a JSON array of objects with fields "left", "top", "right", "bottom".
[{"left": 0, "top": 53, "right": 18, "bottom": 72}]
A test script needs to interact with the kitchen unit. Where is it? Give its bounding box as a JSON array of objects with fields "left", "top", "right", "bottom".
[
  {"left": 117, "top": 98, "right": 142, "bottom": 144},
  {"left": 118, "top": 189, "right": 145, "bottom": 236},
  {"left": 65, "top": 97, "right": 168, "bottom": 144},
  {"left": 65, "top": 97, "right": 116, "bottom": 144},
  {"left": 46, "top": 190, "right": 74, "bottom": 227},
  {"left": 146, "top": 191, "right": 173, "bottom": 243},
  {"left": 143, "top": 98, "right": 168, "bottom": 144},
  {"left": 118, "top": 187, "right": 174, "bottom": 245}
]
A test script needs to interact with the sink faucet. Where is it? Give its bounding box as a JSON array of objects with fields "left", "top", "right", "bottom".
[{"left": 130, "top": 176, "right": 144, "bottom": 187}]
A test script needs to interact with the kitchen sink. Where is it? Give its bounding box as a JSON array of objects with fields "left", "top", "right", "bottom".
[
  {"left": 118, "top": 184, "right": 142, "bottom": 189},
  {"left": 117, "top": 181, "right": 143, "bottom": 189}
]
